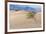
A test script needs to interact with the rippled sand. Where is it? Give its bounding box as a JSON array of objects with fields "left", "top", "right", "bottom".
[{"left": 9, "top": 11, "right": 41, "bottom": 29}]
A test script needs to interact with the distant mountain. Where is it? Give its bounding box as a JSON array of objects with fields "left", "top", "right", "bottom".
[{"left": 10, "top": 4, "right": 41, "bottom": 13}]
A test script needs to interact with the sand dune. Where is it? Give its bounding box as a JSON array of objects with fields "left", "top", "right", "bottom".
[{"left": 9, "top": 11, "right": 41, "bottom": 29}]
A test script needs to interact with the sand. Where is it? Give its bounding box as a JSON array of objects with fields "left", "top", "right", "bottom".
[{"left": 9, "top": 11, "right": 41, "bottom": 29}]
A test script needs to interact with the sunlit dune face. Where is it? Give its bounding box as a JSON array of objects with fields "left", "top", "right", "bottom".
[{"left": 9, "top": 10, "right": 41, "bottom": 29}]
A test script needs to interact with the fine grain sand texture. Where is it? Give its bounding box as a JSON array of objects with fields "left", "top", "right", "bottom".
[{"left": 9, "top": 11, "right": 41, "bottom": 29}]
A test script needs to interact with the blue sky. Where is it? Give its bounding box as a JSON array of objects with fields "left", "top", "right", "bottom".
[{"left": 10, "top": 4, "right": 41, "bottom": 12}]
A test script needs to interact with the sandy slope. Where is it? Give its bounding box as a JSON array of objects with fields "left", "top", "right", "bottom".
[{"left": 9, "top": 11, "right": 41, "bottom": 29}]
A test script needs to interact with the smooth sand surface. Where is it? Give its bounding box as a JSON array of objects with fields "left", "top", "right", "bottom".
[{"left": 9, "top": 11, "right": 41, "bottom": 29}]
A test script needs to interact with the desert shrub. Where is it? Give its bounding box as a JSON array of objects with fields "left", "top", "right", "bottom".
[
  {"left": 15, "top": 10, "right": 19, "bottom": 11},
  {"left": 26, "top": 12, "right": 34, "bottom": 18}
]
